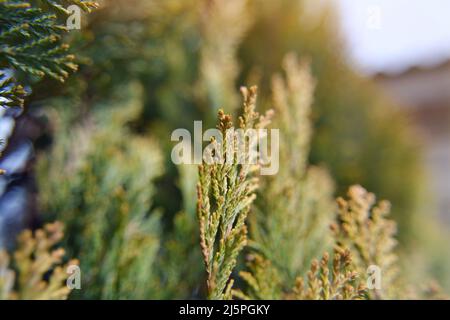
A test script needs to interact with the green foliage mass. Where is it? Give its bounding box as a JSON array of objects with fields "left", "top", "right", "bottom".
[
  {"left": 37, "top": 83, "right": 164, "bottom": 299},
  {"left": 61, "top": 0, "right": 425, "bottom": 246}
]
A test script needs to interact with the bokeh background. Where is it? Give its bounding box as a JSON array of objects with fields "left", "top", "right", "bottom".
[
  {"left": 0, "top": 0, "right": 449, "bottom": 298},
  {"left": 337, "top": 0, "right": 450, "bottom": 224}
]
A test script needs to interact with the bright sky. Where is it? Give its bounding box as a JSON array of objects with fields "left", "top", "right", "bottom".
[{"left": 335, "top": 0, "right": 450, "bottom": 74}]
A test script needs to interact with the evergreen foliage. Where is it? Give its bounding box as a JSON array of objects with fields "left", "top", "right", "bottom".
[
  {"left": 238, "top": 0, "right": 426, "bottom": 244},
  {"left": 0, "top": 0, "right": 97, "bottom": 108},
  {"left": 156, "top": 164, "right": 204, "bottom": 299},
  {"left": 331, "top": 185, "right": 399, "bottom": 299},
  {"left": 197, "top": 86, "right": 273, "bottom": 299},
  {"left": 250, "top": 54, "right": 335, "bottom": 286},
  {"left": 37, "top": 83, "right": 164, "bottom": 299},
  {"left": 0, "top": 222, "right": 76, "bottom": 300},
  {"left": 287, "top": 249, "right": 368, "bottom": 300},
  {"left": 0, "top": 0, "right": 446, "bottom": 300}
]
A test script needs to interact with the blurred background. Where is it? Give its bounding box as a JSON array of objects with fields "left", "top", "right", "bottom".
[
  {"left": 0, "top": 0, "right": 449, "bottom": 298},
  {"left": 337, "top": 0, "right": 450, "bottom": 224}
]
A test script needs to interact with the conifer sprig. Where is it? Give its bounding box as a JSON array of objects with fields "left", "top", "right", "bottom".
[
  {"left": 197, "top": 86, "right": 273, "bottom": 299},
  {"left": 288, "top": 249, "right": 367, "bottom": 300},
  {"left": 331, "top": 185, "right": 399, "bottom": 298}
]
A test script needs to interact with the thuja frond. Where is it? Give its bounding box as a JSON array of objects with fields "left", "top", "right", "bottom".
[
  {"left": 0, "top": 222, "right": 77, "bottom": 300},
  {"left": 250, "top": 53, "right": 335, "bottom": 285},
  {"left": 197, "top": 86, "right": 273, "bottom": 300},
  {"left": 287, "top": 249, "right": 367, "bottom": 300},
  {"left": 0, "top": 0, "right": 98, "bottom": 107},
  {"left": 331, "top": 185, "right": 399, "bottom": 299}
]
